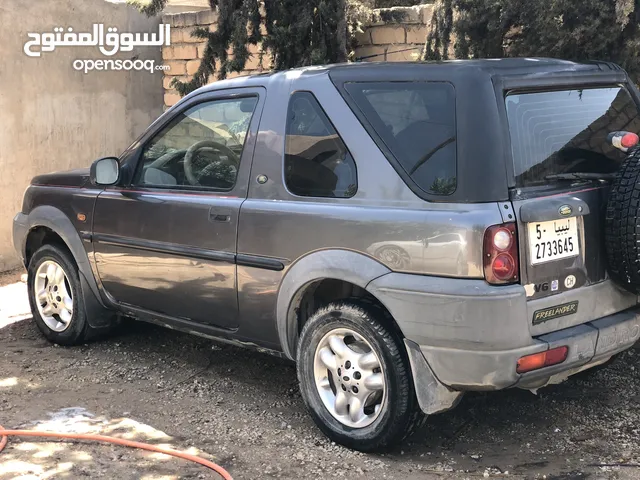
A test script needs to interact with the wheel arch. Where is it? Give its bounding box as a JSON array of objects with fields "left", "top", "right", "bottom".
[
  {"left": 276, "top": 249, "right": 401, "bottom": 360},
  {"left": 21, "top": 206, "right": 110, "bottom": 324}
]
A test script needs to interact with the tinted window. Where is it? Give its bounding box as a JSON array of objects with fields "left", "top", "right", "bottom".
[
  {"left": 285, "top": 92, "right": 357, "bottom": 198},
  {"left": 344, "top": 82, "right": 456, "bottom": 195},
  {"left": 506, "top": 87, "right": 640, "bottom": 188},
  {"left": 136, "top": 96, "right": 258, "bottom": 190}
]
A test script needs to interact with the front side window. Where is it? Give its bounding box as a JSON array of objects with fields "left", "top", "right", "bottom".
[
  {"left": 506, "top": 87, "right": 640, "bottom": 188},
  {"left": 136, "top": 96, "right": 258, "bottom": 190},
  {"left": 344, "top": 82, "right": 457, "bottom": 196},
  {"left": 285, "top": 92, "right": 357, "bottom": 198}
]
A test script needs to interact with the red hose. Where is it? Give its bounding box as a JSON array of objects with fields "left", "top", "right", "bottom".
[{"left": 0, "top": 425, "right": 233, "bottom": 480}]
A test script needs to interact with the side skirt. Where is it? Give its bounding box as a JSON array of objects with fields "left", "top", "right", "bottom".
[{"left": 118, "top": 302, "right": 288, "bottom": 360}]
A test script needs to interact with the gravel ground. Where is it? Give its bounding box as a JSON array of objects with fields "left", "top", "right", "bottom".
[{"left": 2, "top": 270, "right": 640, "bottom": 480}]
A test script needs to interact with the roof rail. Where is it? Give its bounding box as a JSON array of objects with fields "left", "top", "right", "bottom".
[{"left": 584, "top": 60, "right": 623, "bottom": 72}]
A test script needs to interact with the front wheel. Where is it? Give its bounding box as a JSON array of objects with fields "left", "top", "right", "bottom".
[
  {"left": 296, "top": 300, "right": 425, "bottom": 451},
  {"left": 27, "top": 245, "right": 102, "bottom": 345}
]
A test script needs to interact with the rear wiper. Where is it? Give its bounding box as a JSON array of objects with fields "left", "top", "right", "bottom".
[{"left": 544, "top": 172, "right": 616, "bottom": 181}]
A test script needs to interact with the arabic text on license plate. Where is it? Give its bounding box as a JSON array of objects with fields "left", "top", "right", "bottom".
[{"left": 527, "top": 217, "right": 579, "bottom": 265}]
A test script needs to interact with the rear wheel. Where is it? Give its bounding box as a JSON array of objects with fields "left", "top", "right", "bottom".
[
  {"left": 296, "top": 300, "right": 425, "bottom": 451},
  {"left": 27, "top": 245, "right": 106, "bottom": 345}
]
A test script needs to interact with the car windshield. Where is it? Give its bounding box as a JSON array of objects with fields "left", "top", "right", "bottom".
[{"left": 506, "top": 86, "right": 640, "bottom": 188}]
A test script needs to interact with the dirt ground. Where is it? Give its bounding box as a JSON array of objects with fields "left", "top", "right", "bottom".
[{"left": 2, "top": 269, "right": 640, "bottom": 480}]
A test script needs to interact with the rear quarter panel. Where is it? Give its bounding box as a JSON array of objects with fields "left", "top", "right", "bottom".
[
  {"left": 237, "top": 71, "right": 507, "bottom": 350},
  {"left": 240, "top": 71, "right": 504, "bottom": 277}
]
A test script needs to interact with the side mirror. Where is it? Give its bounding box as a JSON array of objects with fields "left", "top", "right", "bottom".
[{"left": 90, "top": 157, "right": 120, "bottom": 185}]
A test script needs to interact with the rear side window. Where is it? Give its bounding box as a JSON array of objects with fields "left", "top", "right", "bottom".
[
  {"left": 344, "top": 82, "right": 457, "bottom": 195},
  {"left": 506, "top": 87, "right": 640, "bottom": 188},
  {"left": 285, "top": 92, "right": 357, "bottom": 198}
]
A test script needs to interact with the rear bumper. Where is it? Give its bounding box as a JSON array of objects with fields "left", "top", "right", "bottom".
[
  {"left": 418, "top": 307, "right": 640, "bottom": 390},
  {"left": 367, "top": 273, "right": 640, "bottom": 395}
]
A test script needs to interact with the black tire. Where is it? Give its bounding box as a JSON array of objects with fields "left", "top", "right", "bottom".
[
  {"left": 605, "top": 147, "right": 640, "bottom": 294},
  {"left": 27, "top": 244, "right": 106, "bottom": 345},
  {"left": 296, "top": 300, "right": 425, "bottom": 451}
]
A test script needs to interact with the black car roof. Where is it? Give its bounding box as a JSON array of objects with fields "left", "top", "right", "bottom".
[
  {"left": 326, "top": 57, "right": 620, "bottom": 73},
  {"left": 191, "top": 58, "right": 624, "bottom": 97},
  {"left": 325, "top": 58, "right": 625, "bottom": 82}
]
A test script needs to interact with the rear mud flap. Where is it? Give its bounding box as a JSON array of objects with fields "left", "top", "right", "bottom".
[{"left": 404, "top": 339, "right": 463, "bottom": 415}]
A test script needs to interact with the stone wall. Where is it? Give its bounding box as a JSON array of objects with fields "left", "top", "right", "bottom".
[
  {"left": 354, "top": 4, "right": 434, "bottom": 63},
  {"left": 165, "top": 0, "right": 210, "bottom": 14},
  {"left": 162, "top": 9, "right": 271, "bottom": 108},
  {"left": 161, "top": 3, "right": 435, "bottom": 108}
]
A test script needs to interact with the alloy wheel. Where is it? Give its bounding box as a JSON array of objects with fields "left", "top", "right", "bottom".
[
  {"left": 33, "top": 260, "right": 73, "bottom": 332},
  {"left": 313, "top": 327, "right": 386, "bottom": 428}
]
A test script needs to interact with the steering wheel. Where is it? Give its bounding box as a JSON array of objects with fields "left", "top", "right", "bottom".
[
  {"left": 183, "top": 140, "right": 240, "bottom": 186},
  {"left": 147, "top": 148, "right": 186, "bottom": 170}
]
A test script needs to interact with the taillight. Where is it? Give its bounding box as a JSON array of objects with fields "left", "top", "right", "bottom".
[
  {"left": 483, "top": 223, "right": 519, "bottom": 285},
  {"left": 608, "top": 130, "right": 639, "bottom": 152}
]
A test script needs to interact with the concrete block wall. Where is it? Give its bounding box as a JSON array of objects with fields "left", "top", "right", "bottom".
[
  {"left": 162, "top": 2, "right": 435, "bottom": 108},
  {"left": 162, "top": 9, "right": 271, "bottom": 107},
  {"left": 355, "top": 3, "right": 434, "bottom": 62}
]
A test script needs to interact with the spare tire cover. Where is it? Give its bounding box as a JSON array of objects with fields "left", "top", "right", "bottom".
[{"left": 605, "top": 147, "right": 640, "bottom": 293}]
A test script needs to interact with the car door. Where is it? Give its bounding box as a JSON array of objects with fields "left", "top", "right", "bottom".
[{"left": 92, "top": 87, "right": 265, "bottom": 329}]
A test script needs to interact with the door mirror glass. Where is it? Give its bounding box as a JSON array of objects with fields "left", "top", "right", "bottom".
[{"left": 91, "top": 157, "right": 120, "bottom": 185}]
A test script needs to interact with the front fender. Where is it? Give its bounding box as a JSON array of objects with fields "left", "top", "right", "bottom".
[
  {"left": 276, "top": 249, "right": 391, "bottom": 359},
  {"left": 19, "top": 205, "right": 105, "bottom": 312}
]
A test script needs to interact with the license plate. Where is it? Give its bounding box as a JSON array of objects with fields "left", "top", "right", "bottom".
[{"left": 527, "top": 217, "right": 579, "bottom": 265}]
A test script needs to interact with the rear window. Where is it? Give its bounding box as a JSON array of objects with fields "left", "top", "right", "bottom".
[
  {"left": 344, "top": 82, "right": 457, "bottom": 195},
  {"left": 506, "top": 87, "right": 640, "bottom": 188}
]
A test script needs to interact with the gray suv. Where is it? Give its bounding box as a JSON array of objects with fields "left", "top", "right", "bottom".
[{"left": 13, "top": 59, "right": 640, "bottom": 451}]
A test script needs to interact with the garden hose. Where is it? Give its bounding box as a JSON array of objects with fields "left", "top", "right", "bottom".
[{"left": 0, "top": 425, "right": 233, "bottom": 479}]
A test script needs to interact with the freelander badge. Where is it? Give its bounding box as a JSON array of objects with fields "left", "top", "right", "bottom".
[{"left": 532, "top": 301, "right": 579, "bottom": 325}]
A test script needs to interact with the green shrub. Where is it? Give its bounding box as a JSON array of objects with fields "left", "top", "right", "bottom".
[
  {"left": 425, "top": 0, "right": 640, "bottom": 83},
  {"left": 131, "top": 0, "right": 350, "bottom": 96}
]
